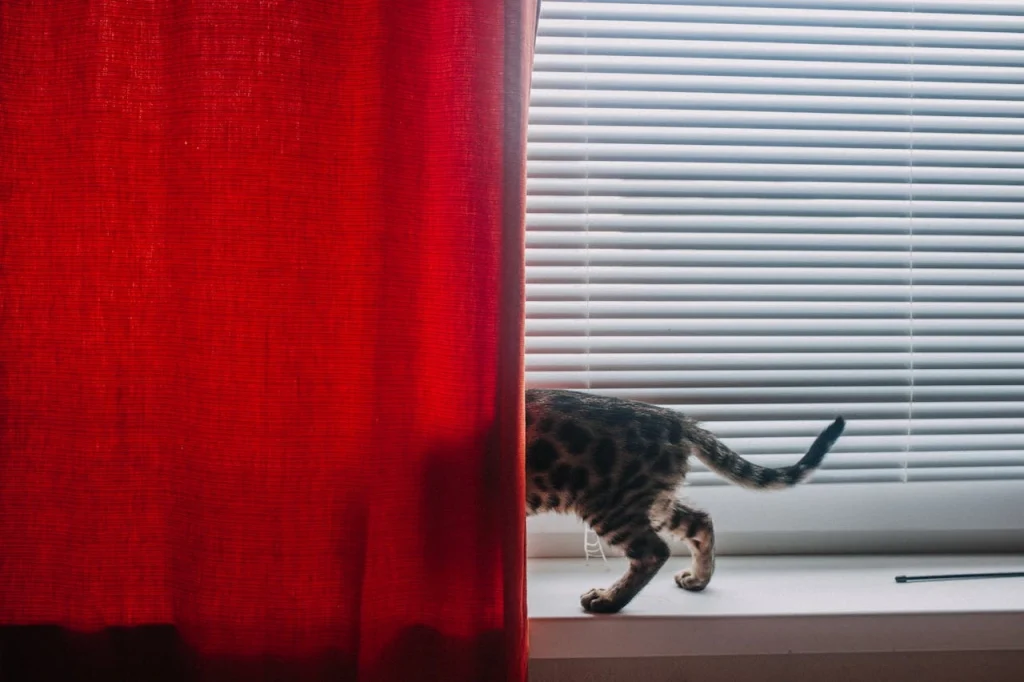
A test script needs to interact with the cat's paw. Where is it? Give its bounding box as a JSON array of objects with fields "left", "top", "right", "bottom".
[
  {"left": 580, "top": 588, "right": 623, "bottom": 613},
  {"left": 674, "top": 570, "right": 710, "bottom": 592}
]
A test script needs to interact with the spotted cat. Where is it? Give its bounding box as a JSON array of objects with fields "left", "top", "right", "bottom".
[{"left": 526, "top": 388, "right": 845, "bottom": 614}]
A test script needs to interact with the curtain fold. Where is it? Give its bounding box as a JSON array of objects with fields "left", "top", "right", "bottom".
[{"left": 0, "top": 1, "right": 534, "bottom": 679}]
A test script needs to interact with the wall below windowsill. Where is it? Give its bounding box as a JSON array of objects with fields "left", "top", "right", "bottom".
[{"left": 528, "top": 554, "right": 1024, "bottom": 660}]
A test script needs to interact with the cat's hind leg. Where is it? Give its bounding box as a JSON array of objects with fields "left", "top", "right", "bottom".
[{"left": 660, "top": 500, "right": 715, "bottom": 591}]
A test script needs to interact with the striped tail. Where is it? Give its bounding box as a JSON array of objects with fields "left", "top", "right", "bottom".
[{"left": 689, "top": 417, "right": 846, "bottom": 490}]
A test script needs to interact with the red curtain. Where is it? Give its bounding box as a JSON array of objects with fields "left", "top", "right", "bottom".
[{"left": 0, "top": 1, "right": 533, "bottom": 680}]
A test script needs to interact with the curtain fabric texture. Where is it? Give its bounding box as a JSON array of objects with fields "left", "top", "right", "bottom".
[{"left": 0, "top": 1, "right": 534, "bottom": 680}]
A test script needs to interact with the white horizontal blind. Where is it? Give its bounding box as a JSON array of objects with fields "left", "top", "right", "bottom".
[{"left": 525, "top": 0, "right": 1024, "bottom": 486}]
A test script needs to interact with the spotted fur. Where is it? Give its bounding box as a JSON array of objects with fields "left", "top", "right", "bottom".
[{"left": 526, "top": 388, "right": 845, "bottom": 614}]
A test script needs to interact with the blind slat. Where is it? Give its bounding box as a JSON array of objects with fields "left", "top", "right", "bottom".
[
  {"left": 527, "top": 233, "right": 1024, "bottom": 252},
  {"left": 526, "top": 319, "right": 1024, "bottom": 333},
  {"left": 533, "top": 56, "right": 1024, "bottom": 82},
  {"left": 528, "top": 143, "right": 1024, "bottom": 166},
  {"left": 527, "top": 267, "right": 1024, "bottom": 285},
  {"left": 645, "top": 401, "right": 1024, "bottom": 420},
  {"left": 536, "top": 37, "right": 1024, "bottom": 67},
  {"left": 531, "top": 89, "right": 1024, "bottom": 116},
  {"left": 527, "top": 302, "right": 1024, "bottom": 320},
  {"left": 527, "top": 215, "right": 1024, "bottom": 234},
  {"left": 560, "top": 1, "right": 1024, "bottom": 14},
  {"left": 533, "top": 73, "right": 1024, "bottom": 101},
  {"left": 539, "top": 18, "right": 1024, "bottom": 49},
  {"left": 540, "top": 2, "right": 1024, "bottom": 31},
  {"left": 527, "top": 336, "right": 1024, "bottom": 354},
  {"left": 531, "top": 108, "right": 1024, "bottom": 134},
  {"left": 528, "top": 179, "right": 1024, "bottom": 200},
  {"left": 529, "top": 162, "right": 1024, "bottom": 183},
  {"left": 526, "top": 250, "right": 1024, "bottom": 268},
  {"left": 563, "top": 385, "right": 1024, "bottom": 402},
  {"left": 527, "top": 352, "right": 1024, "bottom": 371}
]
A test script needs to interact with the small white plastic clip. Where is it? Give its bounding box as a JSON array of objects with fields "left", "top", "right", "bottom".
[{"left": 583, "top": 525, "right": 609, "bottom": 569}]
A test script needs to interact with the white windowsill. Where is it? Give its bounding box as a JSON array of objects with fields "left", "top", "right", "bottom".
[{"left": 528, "top": 554, "right": 1024, "bottom": 659}]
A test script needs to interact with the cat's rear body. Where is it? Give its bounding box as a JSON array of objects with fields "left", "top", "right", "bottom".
[{"left": 526, "top": 388, "right": 845, "bottom": 613}]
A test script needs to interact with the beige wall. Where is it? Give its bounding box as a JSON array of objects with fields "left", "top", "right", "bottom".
[{"left": 530, "top": 651, "right": 1024, "bottom": 682}]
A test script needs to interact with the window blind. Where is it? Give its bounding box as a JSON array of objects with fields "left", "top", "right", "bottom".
[{"left": 525, "top": 0, "right": 1024, "bottom": 486}]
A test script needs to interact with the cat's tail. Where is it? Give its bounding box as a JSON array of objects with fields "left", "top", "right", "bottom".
[{"left": 688, "top": 417, "right": 845, "bottom": 490}]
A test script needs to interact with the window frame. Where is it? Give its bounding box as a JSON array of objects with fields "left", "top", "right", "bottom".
[{"left": 524, "top": 0, "right": 1024, "bottom": 557}]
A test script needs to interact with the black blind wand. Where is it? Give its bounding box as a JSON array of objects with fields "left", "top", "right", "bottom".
[{"left": 895, "top": 571, "right": 1024, "bottom": 584}]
